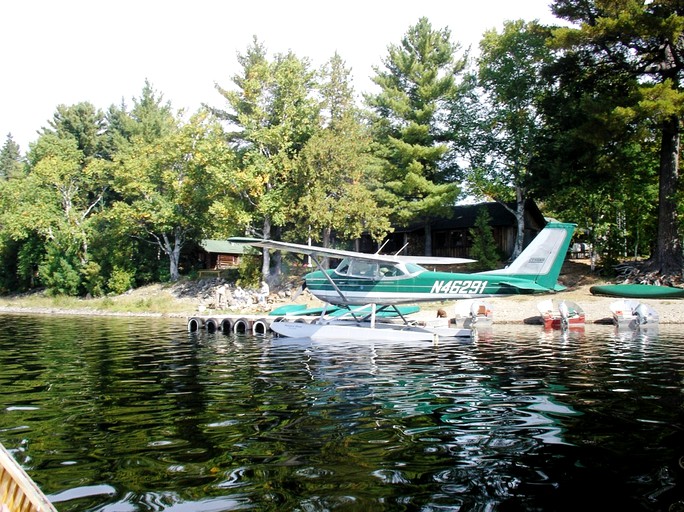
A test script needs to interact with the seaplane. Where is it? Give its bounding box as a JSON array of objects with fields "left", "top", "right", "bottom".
[{"left": 230, "top": 222, "right": 576, "bottom": 342}]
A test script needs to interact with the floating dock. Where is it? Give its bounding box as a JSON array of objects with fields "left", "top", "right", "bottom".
[{"left": 187, "top": 314, "right": 309, "bottom": 335}]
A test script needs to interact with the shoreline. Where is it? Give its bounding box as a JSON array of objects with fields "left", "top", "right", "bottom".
[{"left": 0, "top": 284, "right": 680, "bottom": 324}]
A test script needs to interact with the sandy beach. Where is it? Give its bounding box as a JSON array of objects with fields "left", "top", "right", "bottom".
[{"left": 453, "top": 284, "right": 682, "bottom": 324}]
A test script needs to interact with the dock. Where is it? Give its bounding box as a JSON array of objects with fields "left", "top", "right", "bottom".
[{"left": 187, "top": 314, "right": 303, "bottom": 335}]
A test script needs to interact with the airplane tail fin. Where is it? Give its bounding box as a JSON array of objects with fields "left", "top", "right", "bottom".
[{"left": 480, "top": 222, "right": 576, "bottom": 292}]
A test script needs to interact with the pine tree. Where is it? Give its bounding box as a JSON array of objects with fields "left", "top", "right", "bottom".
[
  {"left": 0, "top": 133, "right": 24, "bottom": 179},
  {"left": 366, "top": 18, "right": 465, "bottom": 255},
  {"left": 551, "top": 0, "right": 684, "bottom": 274},
  {"left": 468, "top": 207, "right": 500, "bottom": 270}
]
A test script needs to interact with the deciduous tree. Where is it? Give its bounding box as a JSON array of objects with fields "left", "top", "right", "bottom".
[
  {"left": 212, "top": 38, "right": 319, "bottom": 278},
  {"left": 551, "top": 0, "right": 684, "bottom": 274},
  {"left": 111, "top": 111, "right": 233, "bottom": 282},
  {"left": 470, "top": 20, "right": 554, "bottom": 259},
  {"left": 293, "top": 53, "right": 391, "bottom": 254}
]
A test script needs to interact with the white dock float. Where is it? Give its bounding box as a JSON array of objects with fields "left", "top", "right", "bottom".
[{"left": 187, "top": 314, "right": 293, "bottom": 335}]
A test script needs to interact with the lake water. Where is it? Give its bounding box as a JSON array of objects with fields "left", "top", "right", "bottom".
[{"left": 0, "top": 314, "right": 683, "bottom": 511}]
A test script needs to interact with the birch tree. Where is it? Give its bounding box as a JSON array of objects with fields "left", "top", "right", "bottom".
[{"left": 472, "top": 20, "right": 554, "bottom": 259}]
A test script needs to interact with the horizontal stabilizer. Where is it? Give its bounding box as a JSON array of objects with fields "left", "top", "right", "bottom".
[
  {"left": 499, "top": 280, "right": 566, "bottom": 293},
  {"left": 499, "top": 281, "right": 551, "bottom": 292}
]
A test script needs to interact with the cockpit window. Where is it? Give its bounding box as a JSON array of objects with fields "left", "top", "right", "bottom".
[
  {"left": 379, "top": 265, "right": 404, "bottom": 277},
  {"left": 335, "top": 259, "right": 350, "bottom": 275}
]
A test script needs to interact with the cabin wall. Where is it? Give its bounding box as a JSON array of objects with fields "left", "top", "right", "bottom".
[
  {"left": 374, "top": 224, "right": 544, "bottom": 260},
  {"left": 359, "top": 201, "right": 547, "bottom": 259},
  {"left": 431, "top": 226, "right": 514, "bottom": 259},
  {"left": 202, "top": 253, "right": 241, "bottom": 270}
]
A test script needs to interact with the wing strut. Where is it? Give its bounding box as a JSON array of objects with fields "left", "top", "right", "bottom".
[{"left": 308, "top": 253, "right": 349, "bottom": 304}]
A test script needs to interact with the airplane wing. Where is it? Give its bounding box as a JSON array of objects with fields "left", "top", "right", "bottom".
[{"left": 229, "top": 237, "right": 475, "bottom": 265}]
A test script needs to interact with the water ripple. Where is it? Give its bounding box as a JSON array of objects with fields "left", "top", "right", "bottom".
[{"left": 0, "top": 317, "right": 683, "bottom": 510}]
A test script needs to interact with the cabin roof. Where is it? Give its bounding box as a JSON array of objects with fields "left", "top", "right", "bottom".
[{"left": 200, "top": 240, "right": 248, "bottom": 255}]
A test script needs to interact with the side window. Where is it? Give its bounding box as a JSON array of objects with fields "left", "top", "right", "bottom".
[
  {"left": 380, "top": 265, "right": 402, "bottom": 277},
  {"left": 349, "top": 260, "right": 378, "bottom": 277},
  {"left": 335, "top": 259, "right": 350, "bottom": 275}
]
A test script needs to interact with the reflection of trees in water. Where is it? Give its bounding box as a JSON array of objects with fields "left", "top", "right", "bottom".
[{"left": 1, "top": 319, "right": 683, "bottom": 510}]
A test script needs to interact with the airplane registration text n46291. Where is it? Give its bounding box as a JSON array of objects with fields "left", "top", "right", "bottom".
[{"left": 430, "top": 280, "right": 488, "bottom": 294}]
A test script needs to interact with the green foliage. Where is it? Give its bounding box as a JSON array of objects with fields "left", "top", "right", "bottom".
[
  {"left": 111, "top": 106, "right": 233, "bottom": 282},
  {"left": 15, "top": 237, "right": 43, "bottom": 290},
  {"left": 43, "top": 102, "right": 107, "bottom": 160},
  {"left": 0, "top": 238, "right": 22, "bottom": 293},
  {"left": 212, "top": 39, "right": 319, "bottom": 276},
  {"left": 291, "top": 54, "right": 392, "bottom": 246},
  {"left": 0, "top": 235, "right": 43, "bottom": 293},
  {"left": 81, "top": 260, "right": 105, "bottom": 297},
  {"left": 107, "top": 267, "right": 135, "bottom": 295},
  {"left": 0, "top": 134, "right": 25, "bottom": 179},
  {"left": 39, "top": 243, "right": 81, "bottom": 296},
  {"left": 549, "top": 0, "right": 684, "bottom": 273},
  {"left": 366, "top": 17, "right": 464, "bottom": 252},
  {"left": 468, "top": 208, "right": 501, "bottom": 270},
  {"left": 469, "top": 20, "right": 554, "bottom": 257},
  {"left": 237, "top": 255, "right": 263, "bottom": 288}
]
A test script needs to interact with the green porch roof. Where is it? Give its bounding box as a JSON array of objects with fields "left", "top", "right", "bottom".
[{"left": 200, "top": 240, "right": 248, "bottom": 255}]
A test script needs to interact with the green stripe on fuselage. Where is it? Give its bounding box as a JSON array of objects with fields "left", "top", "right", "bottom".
[{"left": 305, "top": 269, "right": 547, "bottom": 305}]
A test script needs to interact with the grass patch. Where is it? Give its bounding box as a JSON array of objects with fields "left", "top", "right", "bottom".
[{"left": 0, "top": 288, "right": 195, "bottom": 315}]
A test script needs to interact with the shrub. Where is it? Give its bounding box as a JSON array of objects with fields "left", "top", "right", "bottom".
[
  {"left": 81, "top": 260, "right": 105, "bottom": 297},
  {"left": 38, "top": 245, "right": 81, "bottom": 296},
  {"left": 108, "top": 267, "right": 135, "bottom": 295}
]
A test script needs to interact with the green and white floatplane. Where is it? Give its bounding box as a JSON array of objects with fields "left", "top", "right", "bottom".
[{"left": 231, "top": 222, "right": 576, "bottom": 342}]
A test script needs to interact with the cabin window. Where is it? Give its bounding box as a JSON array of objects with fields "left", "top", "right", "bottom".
[
  {"left": 404, "top": 263, "right": 425, "bottom": 274},
  {"left": 348, "top": 260, "right": 378, "bottom": 277},
  {"left": 379, "top": 265, "right": 404, "bottom": 277}
]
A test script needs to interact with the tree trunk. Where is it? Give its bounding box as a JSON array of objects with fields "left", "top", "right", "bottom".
[
  {"left": 496, "top": 189, "right": 526, "bottom": 261},
  {"left": 163, "top": 231, "right": 181, "bottom": 282},
  {"left": 261, "top": 216, "right": 272, "bottom": 278},
  {"left": 512, "top": 191, "right": 526, "bottom": 261},
  {"left": 652, "top": 115, "right": 683, "bottom": 274},
  {"left": 424, "top": 221, "right": 432, "bottom": 256},
  {"left": 321, "top": 226, "right": 331, "bottom": 270},
  {"left": 271, "top": 225, "right": 282, "bottom": 278},
  {"left": 322, "top": 226, "right": 331, "bottom": 248}
]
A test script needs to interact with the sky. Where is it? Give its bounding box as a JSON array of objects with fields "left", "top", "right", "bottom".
[{"left": 1, "top": 0, "right": 563, "bottom": 152}]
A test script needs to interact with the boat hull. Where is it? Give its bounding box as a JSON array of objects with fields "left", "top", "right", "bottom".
[
  {"left": 543, "top": 316, "right": 585, "bottom": 330},
  {"left": 590, "top": 284, "right": 684, "bottom": 299},
  {"left": 0, "top": 443, "right": 57, "bottom": 512},
  {"left": 270, "top": 321, "right": 472, "bottom": 342}
]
